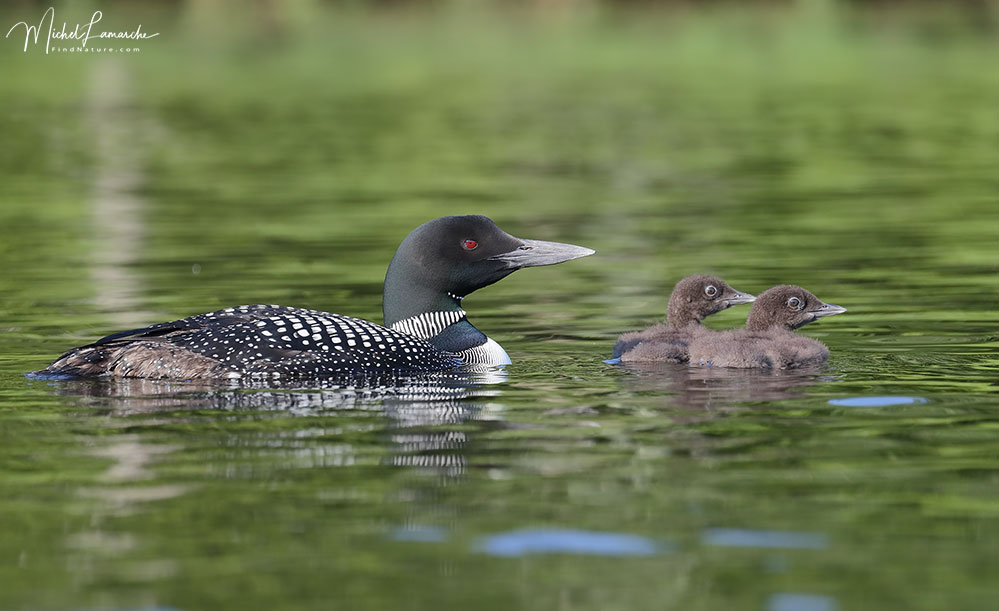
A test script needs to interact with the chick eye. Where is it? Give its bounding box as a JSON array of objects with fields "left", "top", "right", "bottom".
[
  {"left": 704, "top": 285, "right": 718, "bottom": 298},
  {"left": 462, "top": 239, "right": 478, "bottom": 250},
  {"left": 787, "top": 296, "right": 804, "bottom": 310}
]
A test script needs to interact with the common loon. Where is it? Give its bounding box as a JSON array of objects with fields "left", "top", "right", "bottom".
[
  {"left": 38, "top": 215, "right": 594, "bottom": 380},
  {"left": 609, "top": 275, "right": 755, "bottom": 363},
  {"left": 688, "top": 285, "right": 846, "bottom": 369}
]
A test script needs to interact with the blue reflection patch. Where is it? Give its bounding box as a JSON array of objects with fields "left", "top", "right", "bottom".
[
  {"left": 603, "top": 357, "right": 622, "bottom": 365},
  {"left": 767, "top": 593, "right": 838, "bottom": 611},
  {"left": 477, "top": 528, "right": 660, "bottom": 557},
  {"left": 24, "top": 371, "right": 74, "bottom": 381},
  {"left": 701, "top": 528, "right": 827, "bottom": 550},
  {"left": 828, "top": 396, "right": 928, "bottom": 407}
]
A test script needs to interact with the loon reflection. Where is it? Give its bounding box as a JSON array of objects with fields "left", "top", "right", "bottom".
[{"left": 34, "top": 366, "right": 509, "bottom": 479}]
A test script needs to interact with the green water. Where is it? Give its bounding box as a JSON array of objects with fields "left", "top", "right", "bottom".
[{"left": 2, "top": 2, "right": 998, "bottom": 609}]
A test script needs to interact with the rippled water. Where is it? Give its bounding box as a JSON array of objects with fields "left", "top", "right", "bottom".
[{"left": 1, "top": 3, "right": 998, "bottom": 610}]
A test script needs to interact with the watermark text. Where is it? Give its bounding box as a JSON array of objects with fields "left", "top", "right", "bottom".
[{"left": 6, "top": 6, "right": 159, "bottom": 54}]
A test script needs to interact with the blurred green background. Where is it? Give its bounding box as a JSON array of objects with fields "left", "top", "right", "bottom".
[
  {"left": 3, "top": 0, "right": 998, "bottom": 339},
  {"left": 1, "top": 1, "right": 998, "bottom": 610}
]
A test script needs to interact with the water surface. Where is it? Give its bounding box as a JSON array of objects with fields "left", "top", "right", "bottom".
[{"left": 1, "top": 3, "right": 997, "bottom": 610}]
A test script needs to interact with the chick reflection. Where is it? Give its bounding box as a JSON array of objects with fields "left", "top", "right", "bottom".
[{"left": 619, "top": 362, "right": 835, "bottom": 408}]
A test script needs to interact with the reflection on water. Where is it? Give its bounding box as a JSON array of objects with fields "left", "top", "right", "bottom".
[
  {"left": 391, "top": 524, "right": 449, "bottom": 543},
  {"left": 616, "top": 362, "right": 837, "bottom": 408},
  {"left": 31, "top": 366, "right": 507, "bottom": 414},
  {"left": 34, "top": 367, "right": 509, "bottom": 478},
  {"left": 476, "top": 528, "right": 662, "bottom": 557},
  {"left": 701, "top": 528, "right": 828, "bottom": 550},
  {"left": 88, "top": 59, "right": 156, "bottom": 329},
  {"left": 828, "top": 396, "right": 928, "bottom": 407},
  {"left": 38, "top": 367, "right": 514, "bottom": 602},
  {"left": 767, "top": 593, "right": 838, "bottom": 611}
]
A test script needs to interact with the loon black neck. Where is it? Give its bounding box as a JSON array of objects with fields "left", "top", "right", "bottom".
[
  {"left": 383, "top": 279, "right": 489, "bottom": 354},
  {"left": 383, "top": 250, "right": 465, "bottom": 322},
  {"left": 425, "top": 319, "right": 487, "bottom": 353}
]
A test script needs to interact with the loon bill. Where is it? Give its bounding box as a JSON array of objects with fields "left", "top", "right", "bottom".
[{"left": 36, "top": 215, "right": 594, "bottom": 380}]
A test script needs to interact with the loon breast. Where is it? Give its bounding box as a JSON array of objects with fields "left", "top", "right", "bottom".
[
  {"left": 459, "top": 337, "right": 511, "bottom": 366},
  {"left": 389, "top": 310, "right": 511, "bottom": 367}
]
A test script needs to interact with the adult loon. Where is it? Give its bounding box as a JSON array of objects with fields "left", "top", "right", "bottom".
[
  {"left": 688, "top": 285, "right": 846, "bottom": 369},
  {"left": 38, "top": 215, "right": 594, "bottom": 380},
  {"left": 609, "top": 275, "right": 755, "bottom": 363}
]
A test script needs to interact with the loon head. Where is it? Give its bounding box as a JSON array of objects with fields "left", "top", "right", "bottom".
[
  {"left": 666, "top": 274, "right": 756, "bottom": 328},
  {"left": 382, "top": 215, "right": 594, "bottom": 362},
  {"left": 746, "top": 285, "right": 846, "bottom": 332}
]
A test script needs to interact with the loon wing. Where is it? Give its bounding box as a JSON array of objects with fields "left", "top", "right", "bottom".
[
  {"left": 42, "top": 305, "right": 462, "bottom": 379},
  {"left": 90, "top": 304, "right": 293, "bottom": 347}
]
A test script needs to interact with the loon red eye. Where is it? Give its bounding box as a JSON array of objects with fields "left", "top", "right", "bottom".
[{"left": 462, "top": 239, "right": 478, "bottom": 250}]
